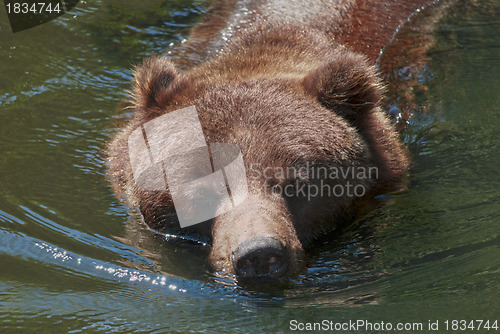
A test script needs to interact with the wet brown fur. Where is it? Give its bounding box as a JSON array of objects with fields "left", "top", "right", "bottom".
[{"left": 107, "top": 0, "right": 437, "bottom": 277}]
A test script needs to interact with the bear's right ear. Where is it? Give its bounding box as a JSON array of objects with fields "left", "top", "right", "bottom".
[
  {"left": 132, "top": 55, "right": 178, "bottom": 110},
  {"left": 302, "top": 49, "right": 383, "bottom": 122}
]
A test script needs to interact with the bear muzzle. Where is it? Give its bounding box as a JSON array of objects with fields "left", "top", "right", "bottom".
[
  {"left": 209, "top": 192, "right": 304, "bottom": 281},
  {"left": 231, "top": 237, "right": 288, "bottom": 279}
]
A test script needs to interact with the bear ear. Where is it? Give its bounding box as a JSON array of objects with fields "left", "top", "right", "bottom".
[
  {"left": 132, "top": 55, "right": 178, "bottom": 110},
  {"left": 302, "top": 49, "right": 383, "bottom": 122}
]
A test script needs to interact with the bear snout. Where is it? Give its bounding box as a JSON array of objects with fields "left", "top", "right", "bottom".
[
  {"left": 208, "top": 192, "right": 304, "bottom": 279},
  {"left": 232, "top": 237, "right": 288, "bottom": 279}
]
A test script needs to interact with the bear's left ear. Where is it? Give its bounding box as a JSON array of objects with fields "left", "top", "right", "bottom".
[
  {"left": 132, "top": 55, "right": 178, "bottom": 111},
  {"left": 302, "top": 49, "right": 383, "bottom": 122}
]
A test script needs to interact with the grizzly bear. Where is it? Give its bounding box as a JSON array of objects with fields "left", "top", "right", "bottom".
[{"left": 107, "top": 0, "right": 434, "bottom": 281}]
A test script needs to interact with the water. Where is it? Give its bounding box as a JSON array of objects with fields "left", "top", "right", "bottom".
[{"left": 1, "top": 1, "right": 499, "bottom": 332}]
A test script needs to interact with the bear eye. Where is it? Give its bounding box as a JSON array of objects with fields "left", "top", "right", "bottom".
[
  {"left": 192, "top": 191, "right": 214, "bottom": 204},
  {"left": 281, "top": 179, "right": 309, "bottom": 198},
  {"left": 191, "top": 186, "right": 225, "bottom": 206},
  {"left": 268, "top": 178, "right": 310, "bottom": 198},
  {"left": 291, "top": 179, "right": 306, "bottom": 191},
  {"left": 270, "top": 183, "right": 282, "bottom": 195}
]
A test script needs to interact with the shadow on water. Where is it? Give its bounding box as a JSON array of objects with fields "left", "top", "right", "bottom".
[{"left": 1, "top": 0, "right": 499, "bottom": 332}]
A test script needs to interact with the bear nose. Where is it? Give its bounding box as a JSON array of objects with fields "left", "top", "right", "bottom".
[{"left": 232, "top": 237, "right": 288, "bottom": 279}]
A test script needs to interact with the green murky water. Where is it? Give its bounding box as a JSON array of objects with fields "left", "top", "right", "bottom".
[{"left": 1, "top": 1, "right": 499, "bottom": 333}]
